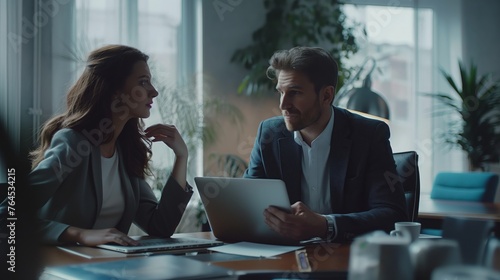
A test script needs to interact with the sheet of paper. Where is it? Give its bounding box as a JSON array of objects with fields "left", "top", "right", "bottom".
[
  {"left": 419, "top": 234, "right": 442, "bottom": 239},
  {"left": 208, "top": 242, "right": 303, "bottom": 258}
]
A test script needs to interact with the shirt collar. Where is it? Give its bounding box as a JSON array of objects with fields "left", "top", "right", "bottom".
[{"left": 294, "top": 106, "right": 335, "bottom": 147}]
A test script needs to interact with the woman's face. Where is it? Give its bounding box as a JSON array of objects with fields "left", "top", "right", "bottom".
[{"left": 113, "top": 60, "right": 158, "bottom": 120}]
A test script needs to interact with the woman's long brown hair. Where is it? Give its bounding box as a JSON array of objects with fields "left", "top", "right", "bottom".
[{"left": 30, "top": 45, "right": 152, "bottom": 178}]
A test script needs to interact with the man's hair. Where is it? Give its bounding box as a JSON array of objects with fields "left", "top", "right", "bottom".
[{"left": 266, "top": 46, "right": 338, "bottom": 93}]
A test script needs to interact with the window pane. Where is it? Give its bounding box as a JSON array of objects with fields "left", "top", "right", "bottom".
[
  {"left": 343, "top": 4, "right": 434, "bottom": 191},
  {"left": 75, "top": 0, "right": 121, "bottom": 45}
]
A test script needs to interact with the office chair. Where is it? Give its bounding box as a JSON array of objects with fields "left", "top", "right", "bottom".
[
  {"left": 431, "top": 172, "right": 499, "bottom": 202},
  {"left": 393, "top": 151, "right": 420, "bottom": 222},
  {"left": 422, "top": 172, "right": 499, "bottom": 236}
]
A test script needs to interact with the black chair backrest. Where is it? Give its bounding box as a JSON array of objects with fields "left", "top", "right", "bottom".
[{"left": 393, "top": 151, "right": 420, "bottom": 221}]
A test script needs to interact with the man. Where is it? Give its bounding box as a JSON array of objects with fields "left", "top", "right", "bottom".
[{"left": 244, "top": 46, "right": 408, "bottom": 243}]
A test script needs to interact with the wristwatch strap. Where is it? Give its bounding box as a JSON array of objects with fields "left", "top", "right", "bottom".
[{"left": 324, "top": 215, "right": 336, "bottom": 242}]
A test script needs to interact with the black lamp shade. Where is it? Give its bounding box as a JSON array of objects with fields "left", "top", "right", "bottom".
[{"left": 346, "top": 86, "right": 390, "bottom": 120}]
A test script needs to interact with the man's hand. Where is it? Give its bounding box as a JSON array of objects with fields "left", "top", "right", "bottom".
[
  {"left": 264, "top": 201, "right": 328, "bottom": 241},
  {"left": 60, "top": 227, "right": 139, "bottom": 246}
]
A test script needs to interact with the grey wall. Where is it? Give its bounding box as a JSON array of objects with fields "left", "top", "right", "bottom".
[
  {"left": 460, "top": 0, "right": 500, "bottom": 201},
  {"left": 462, "top": 0, "right": 500, "bottom": 77},
  {"left": 202, "top": 0, "right": 266, "bottom": 96}
]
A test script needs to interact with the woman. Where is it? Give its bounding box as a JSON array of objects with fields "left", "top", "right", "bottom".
[{"left": 28, "top": 45, "right": 192, "bottom": 246}]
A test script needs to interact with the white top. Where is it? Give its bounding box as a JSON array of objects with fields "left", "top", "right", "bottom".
[
  {"left": 93, "top": 151, "right": 125, "bottom": 229},
  {"left": 294, "top": 107, "right": 334, "bottom": 214}
]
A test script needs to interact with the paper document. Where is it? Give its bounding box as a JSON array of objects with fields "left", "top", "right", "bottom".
[
  {"left": 419, "top": 234, "right": 442, "bottom": 239},
  {"left": 208, "top": 242, "right": 303, "bottom": 258}
]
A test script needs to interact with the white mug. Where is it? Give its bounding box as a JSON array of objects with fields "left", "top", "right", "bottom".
[{"left": 390, "top": 222, "right": 421, "bottom": 242}]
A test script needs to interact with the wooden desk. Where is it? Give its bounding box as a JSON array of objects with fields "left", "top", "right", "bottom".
[
  {"left": 418, "top": 195, "right": 500, "bottom": 221},
  {"left": 40, "top": 231, "right": 500, "bottom": 278},
  {"left": 418, "top": 194, "right": 500, "bottom": 235},
  {"left": 42, "top": 232, "right": 350, "bottom": 273}
]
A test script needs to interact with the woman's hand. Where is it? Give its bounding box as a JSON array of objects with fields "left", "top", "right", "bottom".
[
  {"left": 60, "top": 227, "right": 139, "bottom": 246},
  {"left": 145, "top": 124, "right": 188, "bottom": 189},
  {"left": 145, "top": 124, "right": 188, "bottom": 158}
]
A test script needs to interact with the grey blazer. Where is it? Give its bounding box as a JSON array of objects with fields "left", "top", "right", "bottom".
[{"left": 29, "top": 128, "right": 192, "bottom": 244}]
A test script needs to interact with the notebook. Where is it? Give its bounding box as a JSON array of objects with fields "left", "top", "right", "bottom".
[
  {"left": 95, "top": 236, "right": 223, "bottom": 254},
  {"left": 194, "top": 177, "right": 296, "bottom": 245}
]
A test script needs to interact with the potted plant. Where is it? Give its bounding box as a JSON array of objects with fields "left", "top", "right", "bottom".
[
  {"left": 428, "top": 61, "right": 500, "bottom": 171},
  {"left": 230, "top": 0, "right": 363, "bottom": 95}
]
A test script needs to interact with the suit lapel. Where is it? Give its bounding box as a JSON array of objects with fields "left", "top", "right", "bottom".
[
  {"left": 278, "top": 135, "right": 302, "bottom": 204},
  {"left": 329, "top": 107, "right": 352, "bottom": 212}
]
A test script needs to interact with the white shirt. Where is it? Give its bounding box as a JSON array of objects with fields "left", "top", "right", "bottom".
[
  {"left": 93, "top": 151, "right": 125, "bottom": 229},
  {"left": 294, "top": 106, "right": 335, "bottom": 214}
]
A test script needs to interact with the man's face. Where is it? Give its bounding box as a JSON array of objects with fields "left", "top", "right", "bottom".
[{"left": 277, "top": 70, "right": 326, "bottom": 132}]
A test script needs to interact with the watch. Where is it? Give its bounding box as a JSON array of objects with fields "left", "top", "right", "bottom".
[{"left": 324, "top": 215, "right": 336, "bottom": 242}]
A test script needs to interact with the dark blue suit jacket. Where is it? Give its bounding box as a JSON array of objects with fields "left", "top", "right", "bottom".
[{"left": 244, "top": 107, "right": 408, "bottom": 242}]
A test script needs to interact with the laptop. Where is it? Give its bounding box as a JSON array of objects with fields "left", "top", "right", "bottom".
[
  {"left": 96, "top": 236, "right": 224, "bottom": 254},
  {"left": 194, "top": 177, "right": 297, "bottom": 245}
]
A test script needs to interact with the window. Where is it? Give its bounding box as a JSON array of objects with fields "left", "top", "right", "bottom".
[
  {"left": 0, "top": 0, "right": 22, "bottom": 151},
  {"left": 342, "top": 3, "right": 438, "bottom": 193}
]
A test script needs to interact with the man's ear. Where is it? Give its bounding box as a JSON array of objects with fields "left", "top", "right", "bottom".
[{"left": 322, "top": 86, "right": 335, "bottom": 104}]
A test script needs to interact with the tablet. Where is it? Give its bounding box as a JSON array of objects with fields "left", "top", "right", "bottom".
[{"left": 194, "top": 177, "right": 296, "bottom": 245}]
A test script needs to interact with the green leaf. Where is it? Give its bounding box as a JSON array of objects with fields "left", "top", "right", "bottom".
[
  {"left": 429, "top": 61, "right": 500, "bottom": 169},
  {"left": 230, "top": 0, "right": 362, "bottom": 96}
]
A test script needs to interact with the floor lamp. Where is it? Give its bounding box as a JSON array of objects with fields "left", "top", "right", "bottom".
[{"left": 334, "top": 57, "right": 390, "bottom": 121}]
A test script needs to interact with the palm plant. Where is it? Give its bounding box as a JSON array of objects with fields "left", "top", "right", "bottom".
[
  {"left": 205, "top": 153, "right": 248, "bottom": 178},
  {"left": 428, "top": 61, "right": 500, "bottom": 170}
]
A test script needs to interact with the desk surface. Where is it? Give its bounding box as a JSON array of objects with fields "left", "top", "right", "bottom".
[
  {"left": 42, "top": 232, "right": 350, "bottom": 273},
  {"left": 41, "top": 232, "right": 500, "bottom": 278},
  {"left": 418, "top": 194, "right": 500, "bottom": 222}
]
